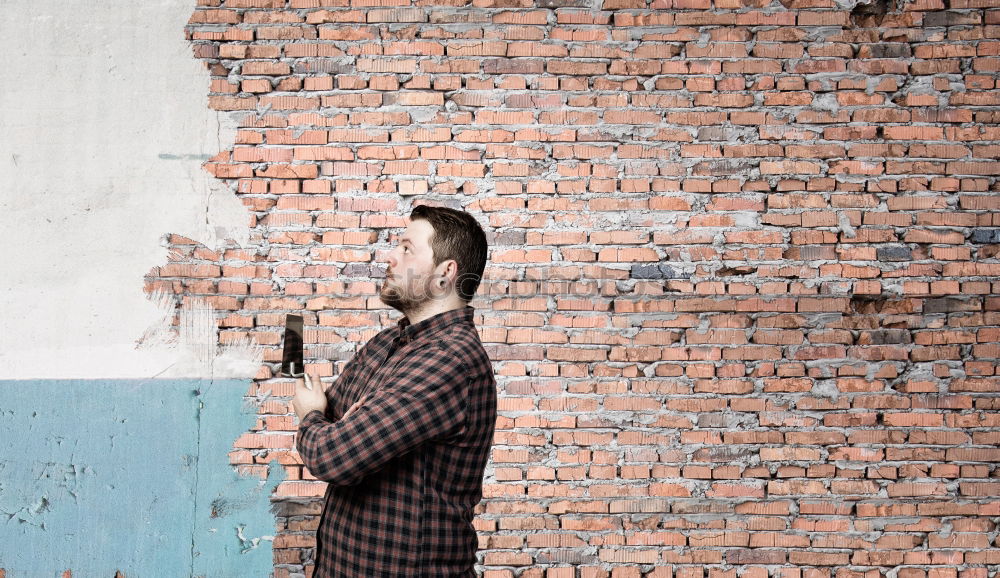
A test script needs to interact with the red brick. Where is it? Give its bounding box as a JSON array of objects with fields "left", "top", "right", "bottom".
[{"left": 146, "top": 10, "right": 1000, "bottom": 576}]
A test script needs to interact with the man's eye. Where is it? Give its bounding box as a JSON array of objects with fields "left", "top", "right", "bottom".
[{"left": 403, "top": 247, "right": 410, "bottom": 253}]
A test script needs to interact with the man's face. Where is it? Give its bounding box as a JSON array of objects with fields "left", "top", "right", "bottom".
[{"left": 379, "top": 219, "right": 441, "bottom": 314}]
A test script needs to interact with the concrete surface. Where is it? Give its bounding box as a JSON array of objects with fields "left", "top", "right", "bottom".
[{"left": 0, "top": 0, "right": 252, "bottom": 379}]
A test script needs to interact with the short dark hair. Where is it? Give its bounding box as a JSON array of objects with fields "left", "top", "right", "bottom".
[{"left": 409, "top": 205, "right": 488, "bottom": 302}]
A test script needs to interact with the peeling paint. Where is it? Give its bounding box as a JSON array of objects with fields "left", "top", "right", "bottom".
[
  {"left": 0, "top": 379, "right": 281, "bottom": 577},
  {"left": 138, "top": 292, "right": 264, "bottom": 379}
]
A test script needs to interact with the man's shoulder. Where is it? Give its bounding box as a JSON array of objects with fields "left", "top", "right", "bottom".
[{"left": 429, "top": 321, "right": 491, "bottom": 368}]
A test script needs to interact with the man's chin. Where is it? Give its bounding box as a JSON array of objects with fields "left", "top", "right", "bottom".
[{"left": 379, "top": 287, "right": 408, "bottom": 312}]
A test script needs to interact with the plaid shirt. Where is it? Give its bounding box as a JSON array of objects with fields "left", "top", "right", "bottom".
[{"left": 296, "top": 307, "right": 497, "bottom": 577}]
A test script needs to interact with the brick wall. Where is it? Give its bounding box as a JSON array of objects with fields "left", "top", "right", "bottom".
[{"left": 148, "top": 0, "right": 1000, "bottom": 576}]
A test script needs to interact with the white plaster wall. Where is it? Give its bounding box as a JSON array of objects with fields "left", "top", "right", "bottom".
[{"left": 0, "top": 1, "right": 256, "bottom": 378}]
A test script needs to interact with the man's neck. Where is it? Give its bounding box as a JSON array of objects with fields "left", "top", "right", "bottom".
[{"left": 403, "top": 296, "right": 466, "bottom": 326}]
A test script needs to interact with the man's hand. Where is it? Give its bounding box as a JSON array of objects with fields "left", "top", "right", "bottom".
[{"left": 293, "top": 370, "right": 328, "bottom": 421}]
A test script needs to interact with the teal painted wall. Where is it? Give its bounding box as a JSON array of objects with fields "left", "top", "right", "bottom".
[{"left": 0, "top": 379, "right": 280, "bottom": 577}]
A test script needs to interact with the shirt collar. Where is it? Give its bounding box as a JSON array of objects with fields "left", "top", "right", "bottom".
[{"left": 397, "top": 306, "right": 474, "bottom": 345}]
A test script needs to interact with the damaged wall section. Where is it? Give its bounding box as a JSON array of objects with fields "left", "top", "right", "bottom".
[
  {"left": 0, "top": 379, "right": 280, "bottom": 578},
  {"left": 0, "top": 0, "right": 251, "bottom": 380}
]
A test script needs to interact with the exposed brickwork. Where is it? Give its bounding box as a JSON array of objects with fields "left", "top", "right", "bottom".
[{"left": 145, "top": 0, "right": 1000, "bottom": 576}]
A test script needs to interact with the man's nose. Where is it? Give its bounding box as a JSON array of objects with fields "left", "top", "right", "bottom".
[{"left": 379, "top": 248, "right": 397, "bottom": 268}]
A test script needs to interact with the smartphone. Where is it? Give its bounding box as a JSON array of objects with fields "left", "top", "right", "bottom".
[{"left": 280, "top": 314, "right": 304, "bottom": 378}]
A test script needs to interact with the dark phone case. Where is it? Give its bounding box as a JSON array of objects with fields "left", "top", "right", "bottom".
[{"left": 280, "top": 314, "right": 304, "bottom": 377}]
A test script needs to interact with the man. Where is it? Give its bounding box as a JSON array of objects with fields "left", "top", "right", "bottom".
[{"left": 292, "top": 205, "right": 496, "bottom": 577}]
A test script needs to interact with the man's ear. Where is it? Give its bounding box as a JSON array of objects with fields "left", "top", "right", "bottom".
[{"left": 438, "top": 259, "right": 459, "bottom": 282}]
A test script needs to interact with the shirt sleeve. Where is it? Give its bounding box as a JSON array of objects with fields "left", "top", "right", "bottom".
[{"left": 296, "top": 344, "right": 469, "bottom": 486}]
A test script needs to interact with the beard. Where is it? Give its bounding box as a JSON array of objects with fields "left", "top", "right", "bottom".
[
  {"left": 379, "top": 269, "right": 435, "bottom": 315},
  {"left": 379, "top": 281, "right": 423, "bottom": 314}
]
